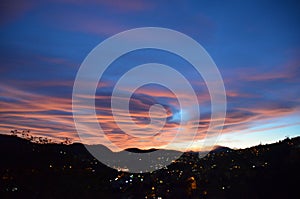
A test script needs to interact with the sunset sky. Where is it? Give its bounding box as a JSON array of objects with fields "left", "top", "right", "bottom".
[{"left": 1, "top": 0, "right": 300, "bottom": 151}]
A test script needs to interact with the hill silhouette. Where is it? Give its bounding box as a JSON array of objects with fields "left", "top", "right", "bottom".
[
  {"left": 124, "top": 147, "right": 158, "bottom": 153},
  {"left": 0, "top": 134, "right": 299, "bottom": 199},
  {"left": 210, "top": 145, "right": 234, "bottom": 153}
]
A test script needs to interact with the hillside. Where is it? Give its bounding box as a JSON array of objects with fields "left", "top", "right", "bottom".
[{"left": 1, "top": 134, "right": 299, "bottom": 198}]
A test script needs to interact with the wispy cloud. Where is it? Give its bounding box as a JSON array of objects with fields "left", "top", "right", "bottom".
[
  {"left": 2, "top": 77, "right": 299, "bottom": 151},
  {"left": 236, "top": 57, "right": 300, "bottom": 82}
]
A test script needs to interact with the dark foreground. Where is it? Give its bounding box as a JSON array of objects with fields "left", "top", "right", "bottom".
[{"left": 0, "top": 134, "right": 299, "bottom": 199}]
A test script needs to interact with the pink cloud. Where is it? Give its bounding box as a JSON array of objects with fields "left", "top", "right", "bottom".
[
  {"left": 1, "top": 81, "right": 299, "bottom": 151},
  {"left": 237, "top": 57, "right": 300, "bottom": 82}
]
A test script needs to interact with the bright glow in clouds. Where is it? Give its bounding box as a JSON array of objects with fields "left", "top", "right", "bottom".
[{"left": 217, "top": 114, "right": 300, "bottom": 149}]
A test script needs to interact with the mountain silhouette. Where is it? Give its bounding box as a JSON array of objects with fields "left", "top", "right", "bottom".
[
  {"left": 210, "top": 145, "right": 234, "bottom": 153},
  {"left": 1, "top": 134, "right": 299, "bottom": 199},
  {"left": 124, "top": 147, "right": 158, "bottom": 153}
]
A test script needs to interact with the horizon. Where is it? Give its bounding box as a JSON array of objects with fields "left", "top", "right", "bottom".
[
  {"left": 1, "top": 0, "right": 300, "bottom": 152},
  {"left": 1, "top": 131, "right": 299, "bottom": 153}
]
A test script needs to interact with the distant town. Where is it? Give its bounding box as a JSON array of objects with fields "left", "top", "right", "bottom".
[{"left": 1, "top": 131, "right": 299, "bottom": 199}]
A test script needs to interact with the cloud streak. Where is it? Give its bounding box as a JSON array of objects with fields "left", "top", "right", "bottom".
[{"left": 1, "top": 80, "right": 299, "bottom": 151}]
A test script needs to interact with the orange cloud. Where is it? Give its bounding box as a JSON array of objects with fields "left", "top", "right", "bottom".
[{"left": 1, "top": 82, "right": 300, "bottom": 152}]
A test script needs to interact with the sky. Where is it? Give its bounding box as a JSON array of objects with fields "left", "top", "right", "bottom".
[{"left": 0, "top": 0, "right": 300, "bottom": 151}]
